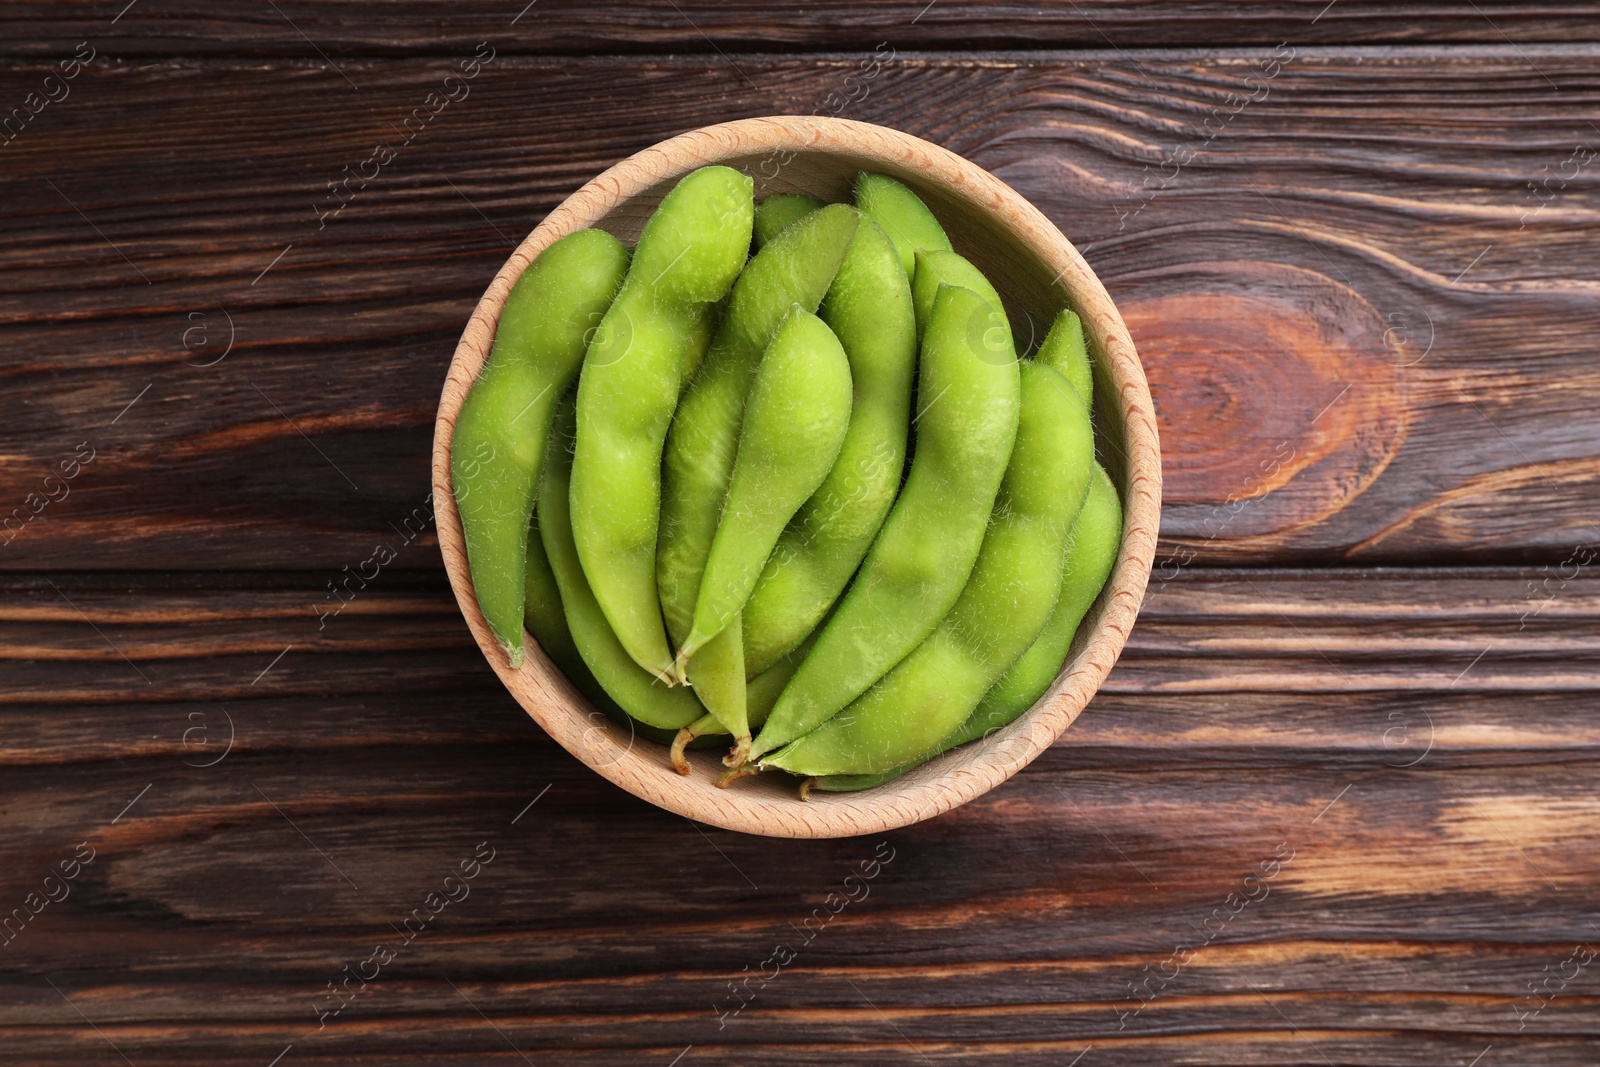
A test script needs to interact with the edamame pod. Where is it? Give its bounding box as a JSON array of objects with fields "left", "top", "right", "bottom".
[
  {"left": 673, "top": 623, "right": 809, "bottom": 775},
  {"left": 714, "top": 630, "right": 817, "bottom": 787},
  {"left": 912, "top": 249, "right": 1013, "bottom": 353},
  {"left": 526, "top": 507, "right": 686, "bottom": 748},
  {"left": 753, "top": 194, "right": 824, "bottom": 249},
  {"left": 764, "top": 360, "right": 1094, "bottom": 777},
  {"left": 740, "top": 213, "right": 916, "bottom": 675},
  {"left": 682, "top": 615, "right": 748, "bottom": 761},
  {"left": 542, "top": 395, "right": 708, "bottom": 733},
  {"left": 453, "top": 228, "right": 629, "bottom": 666},
  {"left": 657, "top": 205, "right": 859, "bottom": 653},
  {"left": 528, "top": 304, "right": 717, "bottom": 719},
  {"left": 954, "top": 461, "right": 1121, "bottom": 735},
  {"left": 745, "top": 631, "right": 813, "bottom": 730},
  {"left": 524, "top": 507, "right": 611, "bottom": 711},
  {"left": 1036, "top": 307, "right": 1093, "bottom": 405},
  {"left": 855, "top": 172, "right": 951, "bottom": 279},
  {"left": 571, "top": 166, "right": 753, "bottom": 682},
  {"left": 808, "top": 462, "right": 1121, "bottom": 793},
  {"left": 680, "top": 306, "right": 853, "bottom": 661},
  {"left": 631, "top": 168, "right": 756, "bottom": 307},
  {"left": 682, "top": 300, "right": 720, "bottom": 380},
  {"left": 747, "top": 283, "right": 1022, "bottom": 762}
]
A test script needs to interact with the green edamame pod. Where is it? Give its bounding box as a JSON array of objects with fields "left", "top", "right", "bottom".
[
  {"left": 542, "top": 395, "right": 707, "bottom": 733},
  {"left": 855, "top": 172, "right": 951, "bottom": 280},
  {"left": 745, "top": 630, "right": 812, "bottom": 731},
  {"left": 453, "top": 228, "right": 629, "bottom": 667},
  {"left": 657, "top": 205, "right": 859, "bottom": 654},
  {"left": 1036, "top": 307, "right": 1093, "bottom": 406},
  {"left": 571, "top": 166, "right": 753, "bottom": 682},
  {"left": 525, "top": 509, "right": 686, "bottom": 748},
  {"left": 753, "top": 194, "right": 824, "bottom": 249},
  {"left": 912, "top": 249, "right": 1013, "bottom": 353},
  {"left": 631, "top": 167, "right": 755, "bottom": 307},
  {"left": 747, "top": 283, "right": 1022, "bottom": 762},
  {"left": 713, "top": 631, "right": 816, "bottom": 786},
  {"left": 808, "top": 462, "right": 1120, "bottom": 793},
  {"left": 801, "top": 759, "right": 903, "bottom": 794},
  {"left": 526, "top": 304, "right": 716, "bottom": 712},
  {"left": 764, "top": 360, "right": 1094, "bottom": 778},
  {"left": 674, "top": 622, "right": 812, "bottom": 775},
  {"left": 680, "top": 306, "right": 853, "bottom": 662},
  {"left": 682, "top": 614, "right": 748, "bottom": 759},
  {"left": 954, "top": 461, "right": 1121, "bottom": 734},
  {"left": 525, "top": 507, "right": 612, "bottom": 711},
  {"left": 740, "top": 213, "right": 916, "bottom": 676},
  {"left": 683, "top": 300, "right": 720, "bottom": 380}
]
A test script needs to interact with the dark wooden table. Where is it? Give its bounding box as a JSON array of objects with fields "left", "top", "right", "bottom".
[{"left": 4, "top": 3, "right": 1598, "bottom": 1063}]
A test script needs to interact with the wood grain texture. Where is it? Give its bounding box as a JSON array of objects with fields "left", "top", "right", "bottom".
[
  {"left": 5, "top": 13, "right": 1597, "bottom": 1060},
  {"left": 2, "top": 51, "right": 1597, "bottom": 571},
  {"left": 1, "top": 569, "right": 1595, "bottom": 1063},
  {"left": 4, "top": 1, "right": 1600, "bottom": 56}
]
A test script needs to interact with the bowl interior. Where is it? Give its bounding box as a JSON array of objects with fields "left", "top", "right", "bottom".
[{"left": 433, "top": 117, "right": 1159, "bottom": 837}]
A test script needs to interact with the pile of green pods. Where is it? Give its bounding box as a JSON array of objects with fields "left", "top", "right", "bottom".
[{"left": 452, "top": 167, "right": 1123, "bottom": 795}]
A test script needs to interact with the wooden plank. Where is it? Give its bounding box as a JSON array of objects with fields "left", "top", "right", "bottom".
[
  {"left": 4, "top": 1, "right": 1600, "bottom": 57},
  {"left": 1, "top": 53, "right": 1597, "bottom": 571},
  {"left": 0, "top": 569, "right": 1596, "bottom": 1063}
]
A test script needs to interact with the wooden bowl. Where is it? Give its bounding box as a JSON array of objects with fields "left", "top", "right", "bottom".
[{"left": 432, "top": 116, "right": 1160, "bottom": 838}]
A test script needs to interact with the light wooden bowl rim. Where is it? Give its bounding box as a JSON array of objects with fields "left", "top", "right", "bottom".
[{"left": 432, "top": 116, "right": 1161, "bottom": 838}]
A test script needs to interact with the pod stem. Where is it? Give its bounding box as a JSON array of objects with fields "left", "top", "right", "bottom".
[
  {"left": 798, "top": 777, "right": 816, "bottom": 802},
  {"left": 670, "top": 713, "right": 725, "bottom": 775},
  {"left": 715, "top": 763, "right": 762, "bottom": 789},
  {"left": 722, "top": 735, "right": 751, "bottom": 769},
  {"left": 669, "top": 727, "right": 696, "bottom": 776}
]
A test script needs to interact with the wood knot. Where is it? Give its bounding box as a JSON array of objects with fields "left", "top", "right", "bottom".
[{"left": 1117, "top": 260, "right": 1407, "bottom": 558}]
